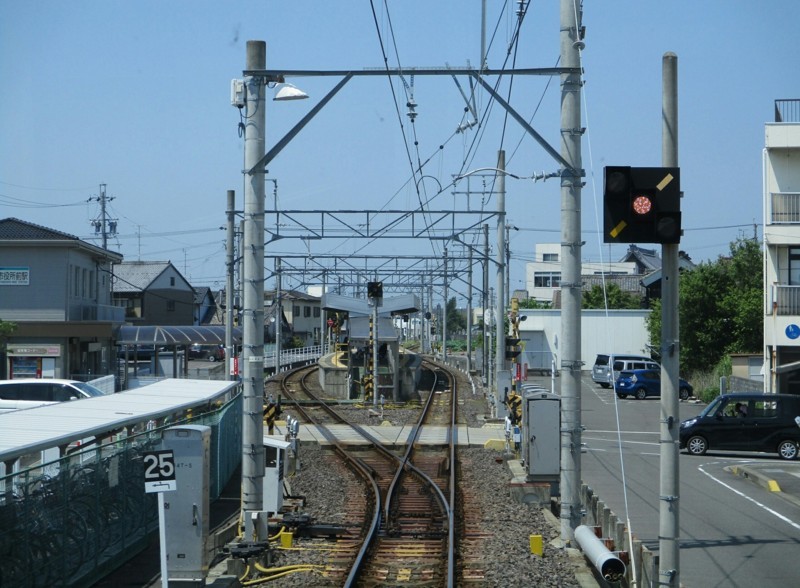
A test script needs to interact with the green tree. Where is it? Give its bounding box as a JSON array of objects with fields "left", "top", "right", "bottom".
[
  {"left": 582, "top": 283, "right": 642, "bottom": 309},
  {"left": 518, "top": 298, "right": 551, "bottom": 309},
  {"left": 446, "top": 297, "right": 466, "bottom": 334},
  {"left": 646, "top": 238, "right": 762, "bottom": 373}
]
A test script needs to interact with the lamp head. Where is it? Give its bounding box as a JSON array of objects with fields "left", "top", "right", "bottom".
[{"left": 274, "top": 82, "right": 309, "bottom": 101}]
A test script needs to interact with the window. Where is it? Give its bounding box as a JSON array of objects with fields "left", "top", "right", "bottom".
[
  {"left": 304, "top": 306, "right": 311, "bottom": 318},
  {"left": 534, "top": 272, "right": 561, "bottom": 288},
  {"left": 82, "top": 268, "right": 88, "bottom": 298},
  {"left": 74, "top": 266, "right": 80, "bottom": 297},
  {"left": 170, "top": 276, "right": 175, "bottom": 286},
  {"left": 313, "top": 307, "right": 321, "bottom": 318},
  {"left": 293, "top": 305, "right": 300, "bottom": 317},
  {"left": 542, "top": 253, "right": 559, "bottom": 262},
  {"left": 790, "top": 248, "right": 800, "bottom": 285},
  {"left": 167, "top": 300, "right": 176, "bottom": 312}
]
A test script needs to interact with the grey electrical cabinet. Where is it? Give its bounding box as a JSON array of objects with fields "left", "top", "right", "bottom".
[
  {"left": 263, "top": 436, "right": 291, "bottom": 514},
  {"left": 522, "top": 389, "right": 560, "bottom": 481},
  {"left": 163, "top": 425, "right": 211, "bottom": 586}
]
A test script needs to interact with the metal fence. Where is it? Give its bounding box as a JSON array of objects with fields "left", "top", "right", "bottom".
[
  {"left": 773, "top": 284, "right": 800, "bottom": 316},
  {"left": 0, "top": 393, "right": 242, "bottom": 588},
  {"left": 770, "top": 192, "right": 800, "bottom": 224},
  {"left": 775, "top": 99, "right": 800, "bottom": 123}
]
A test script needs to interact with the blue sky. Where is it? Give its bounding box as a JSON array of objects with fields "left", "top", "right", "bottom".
[{"left": 2, "top": 1, "right": 798, "bottom": 302}]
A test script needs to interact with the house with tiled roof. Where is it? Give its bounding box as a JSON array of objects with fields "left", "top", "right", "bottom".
[
  {"left": 111, "top": 261, "right": 194, "bottom": 325},
  {"left": 0, "top": 217, "right": 123, "bottom": 379}
]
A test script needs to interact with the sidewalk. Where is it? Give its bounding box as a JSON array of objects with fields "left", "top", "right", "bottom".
[{"left": 727, "top": 461, "right": 800, "bottom": 508}]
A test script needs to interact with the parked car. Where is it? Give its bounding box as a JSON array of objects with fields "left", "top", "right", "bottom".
[
  {"left": 0, "top": 379, "right": 106, "bottom": 412},
  {"left": 189, "top": 344, "right": 225, "bottom": 362},
  {"left": 614, "top": 369, "right": 693, "bottom": 400},
  {"left": 116, "top": 344, "right": 161, "bottom": 359},
  {"left": 680, "top": 393, "right": 800, "bottom": 460},
  {"left": 592, "top": 354, "right": 660, "bottom": 388}
]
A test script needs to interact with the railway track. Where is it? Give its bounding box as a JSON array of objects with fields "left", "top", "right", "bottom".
[{"left": 277, "top": 360, "right": 458, "bottom": 587}]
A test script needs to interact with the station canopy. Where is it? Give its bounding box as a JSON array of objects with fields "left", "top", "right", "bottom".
[{"left": 115, "top": 325, "right": 242, "bottom": 346}]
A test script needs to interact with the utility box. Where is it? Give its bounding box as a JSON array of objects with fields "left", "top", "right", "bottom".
[
  {"left": 163, "top": 425, "right": 211, "bottom": 586},
  {"left": 521, "top": 388, "right": 560, "bottom": 481},
  {"left": 263, "top": 436, "right": 291, "bottom": 514}
]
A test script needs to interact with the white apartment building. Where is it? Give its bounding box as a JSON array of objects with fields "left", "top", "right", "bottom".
[
  {"left": 763, "top": 99, "right": 800, "bottom": 394},
  {"left": 525, "top": 243, "right": 637, "bottom": 303}
]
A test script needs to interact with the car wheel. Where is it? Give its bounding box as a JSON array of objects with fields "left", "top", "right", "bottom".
[
  {"left": 686, "top": 435, "right": 708, "bottom": 456},
  {"left": 778, "top": 440, "right": 799, "bottom": 460},
  {"left": 616, "top": 392, "right": 625, "bottom": 399},
  {"left": 208, "top": 355, "right": 217, "bottom": 362},
  {"left": 635, "top": 388, "right": 647, "bottom": 400},
  {"left": 679, "top": 387, "right": 691, "bottom": 401}
]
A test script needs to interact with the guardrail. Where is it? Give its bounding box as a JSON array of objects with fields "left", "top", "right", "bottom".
[{"left": 265, "top": 344, "right": 328, "bottom": 371}]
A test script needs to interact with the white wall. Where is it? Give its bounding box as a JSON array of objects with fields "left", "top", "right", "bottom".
[{"left": 518, "top": 308, "right": 652, "bottom": 371}]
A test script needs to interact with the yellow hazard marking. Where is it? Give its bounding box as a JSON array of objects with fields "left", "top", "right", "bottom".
[
  {"left": 656, "top": 173, "right": 674, "bottom": 191},
  {"left": 398, "top": 569, "right": 411, "bottom": 581},
  {"left": 484, "top": 439, "right": 506, "bottom": 450},
  {"left": 610, "top": 220, "right": 627, "bottom": 238},
  {"left": 767, "top": 479, "right": 782, "bottom": 492}
]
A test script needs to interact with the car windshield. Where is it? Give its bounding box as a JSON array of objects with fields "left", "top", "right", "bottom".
[
  {"left": 698, "top": 396, "right": 723, "bottom": 418},
  {"left": 72, "top": 382, "right": 106, "bottom": 397}
]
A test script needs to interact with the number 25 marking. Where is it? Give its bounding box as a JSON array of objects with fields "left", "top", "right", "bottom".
[{"left": 144, "top": 452, "right": 175, "bottom": 479}]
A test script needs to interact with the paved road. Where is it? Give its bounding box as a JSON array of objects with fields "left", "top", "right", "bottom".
[{"left": 576, "top": 375, "right": 800, "bottom": 588}]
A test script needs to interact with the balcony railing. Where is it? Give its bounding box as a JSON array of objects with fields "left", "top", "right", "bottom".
[
  {"left": 775, "top": 99, "right": 800, "bottom": 123},
  {"left": 773, "top": 284, "right": 800, "bottom": 316},
  {"left": 770, "top": 193, "right": 800, "bottom": 224}
]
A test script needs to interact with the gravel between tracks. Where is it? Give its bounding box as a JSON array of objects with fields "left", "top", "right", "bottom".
[{"left": 246, "top": 360, "right": 587, "bottom": 587}]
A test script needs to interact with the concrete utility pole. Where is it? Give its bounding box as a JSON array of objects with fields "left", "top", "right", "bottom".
[
  {"left": 241, "top": 40, "right": 266, "bottom": 527},
  {"left": 659, "top": 51, "right": 681, "bottom": 587},
  {"left": 559, "top": 0, "right": 584, "bottom": 542},
  {"left": 494, "top": 150, "right": 507, "bottom": 417},
  {"left": 226, "top": 189, "right": 236, "bottom": 381}
]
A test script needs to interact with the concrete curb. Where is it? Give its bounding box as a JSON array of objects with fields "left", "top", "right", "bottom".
[
  {"left": 726, "top": 464, "right": 782, "bottom": 492},
  {"left": 726, "top": 464, "right": 800, "bottom": 509}
]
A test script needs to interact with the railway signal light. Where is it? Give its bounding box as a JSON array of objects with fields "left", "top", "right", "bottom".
[
  {"left": 505, "top": 337, "right": 521, "bottom": 360},
  {"left": 367, "top": 281, "right": 383, "bottom": 299},
  {"left": 603, "top": 166, "right": 681, "bottom": 244}
]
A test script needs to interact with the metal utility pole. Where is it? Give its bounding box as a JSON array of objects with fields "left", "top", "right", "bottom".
[
  {"left": 241, "top": 40, "right": 266, "bottom": 526},
  {"left": 276, "top": 258, "right": 282, "bottom": 374},
  {"left": 659, "top": 51, "right": 681, "bottom": 587},
  {"left": 494, "top": 150, "right": 507, "bottom": 417},
  {"left": 372, "top": 297, "right": 379, "bottom": 406},
  {"left": 559, "top": 0, "right": 584, "bottom": 542},
  {"left": 226, "top": 189, "right": 236, "bottom": 381},
  {"left": 443, "top": 247, "right": 449, "bottom": 362},
  {"left": 483, "top": 223, "right": 490, "bottom": 384},
  {"left": 467, "top": 246, "right": 474, "bottom": 373}
]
